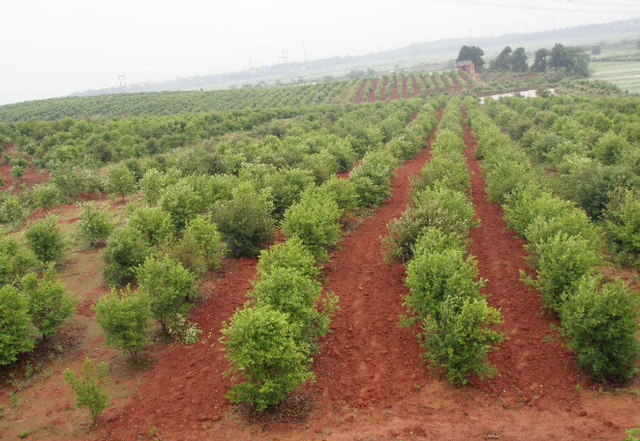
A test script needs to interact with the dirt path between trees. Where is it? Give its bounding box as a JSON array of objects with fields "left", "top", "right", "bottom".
[
  {"left": 368, "top": 79, "right": 379, "bottom": 103},
  {"left": 354, "top": 80, "right": 367, "bottom": 104}
]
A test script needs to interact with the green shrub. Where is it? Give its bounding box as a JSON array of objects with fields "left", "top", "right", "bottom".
[
  {"left": 136, "top": 255, "right": 196, "bottom": 332},
  {"left": 102, "top": 227, "right": 151, "bottom": 286},
  {"left": 159, "top": 181, "right": 203, "bottom": 231},
  {"left": 256, "top": 237, "right": 319, "bottom": 281},
  {"left": 64, "top": 358, "right": 109, "bottom": 424},
  {"left": 315, "top": 176, "right": 359, "bottom": 211},
  {"left": 31, "top": 183, "right": 62, "bottom": 212},
  {"left": 350, "top": 149, "right": 398, "bottom": 207},
  {"left": 127, "top": 206, "right": 174, "bottom": 246},
  {"left": 405, "top": 248, "right": 482, "bottom": 322},
  {"left": 93, "top": 287, "right": 151, "bottom": 359},
  {"left": 384, "top": 185, "right": 476, "bottom": 262},
  {"left": 604, "top": 188, "right": 640, "bottom": 257},
  {"left": 421, "top": 296, "right": 503, "bottom": 386},
  {"left": 24, "top": 215, "right": 66, "bottom": 264},
  {"left": 251, "top": 267, "right": 331, "bottom": 345},
  {"left": 592, "top": 132, "right": 630, "bottom": 166},
  {"left": 221, "top": 305, "right": 313, "bottom": 411},
  {"left": 281, "top": 190, "right": 342, "bottom": 259},
  {"left": 213, "top": 183, "right": 276, "bottom": 257},
  {"left": 484, "top": 161, "right": 535, "bottom": 204},
  {"left": 78, "top": 203, "right": 114, "bottom": 247},
  {"left": 22, "top": 266, "right": 76, "bottom": 341},
  {"left": 524, "top": 233, "right": 600, "bottom": 311},
  {"left": 0, "top": 285, "right": 35, "bottom": 365},
  {"left": 105, "top": 163, "right": 137, "bottom": 202},
  {"left": 411, "top": 154, "right": 470, "bottom": 196},
  {"left": 561, "top": 275, "right": 640, "bottom": 383},
  {"left": 0, "top": 194, "right": 25, "bottom": 229},
  {"left": 0, "top": 237, "right": 37, "bottom": 285},
  {"left": 168, "top": 215, "right": 226, "bottom": 277}
]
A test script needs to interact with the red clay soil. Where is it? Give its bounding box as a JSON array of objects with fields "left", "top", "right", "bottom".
[
  {"left": 379, "top": 77, "right": 390, "bottom": 102},
  {"left": 402, "top": 76, "right": 410, "bottom": 99},
  {"left": 104, "top": 257, "right": 258, "bottom": 440},
  {"left": 0, "top": 161, "right": 50, "bottom": 190},
  {"left": 354, "top": 80, "right": 367, "bottom": 104},
  {"left": 389, "top": 78, "right": 399, "bottom": 101},
  {"left": 459, "top": 72, "right": 474, "bottom": 89},
  {"left": 310, "top": 126, "right": 437, "bottom": 409},
  {"left": 367, "top": 79, "right": 379, "bottom": 103},
  {"left": 450, "top": 73, "right": 464, "bottom": 92}
]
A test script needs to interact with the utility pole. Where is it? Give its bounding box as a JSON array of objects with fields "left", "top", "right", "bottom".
[{"left": 117, "top": 74, "right": 127, "bottom": 93}]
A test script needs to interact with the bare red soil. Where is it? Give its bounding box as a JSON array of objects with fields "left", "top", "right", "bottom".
[
  {"left": 459, "top": 72, "right": 474, "bottom": 89},
  {"left": 0, "top": 161, "right": 50, "bottom": 190},
  {"left": 354, "top": 80, "right": 367, "bottom": 104},
  {"left": 450, "top": 73, "right": 464, "bottom": 92},
  {"left": 367, "top": 79, "right": 379, "bottom": 103},
  {"left": 401, "top": 76, "right": 409, "bottom": 99},
  {"left": 379, "top": 77, "right": 390, "bottom": 102}
]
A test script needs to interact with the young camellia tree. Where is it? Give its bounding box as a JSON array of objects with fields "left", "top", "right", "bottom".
[
  {"left": 220, "top": 305, "right": 313, "bottom": 411},
  {"left": 136, "top": 255, "right": 196, "bottom": 332},
  {"left": 78, "top": 202, "right": 114, "bottom": 247},
  {"left": 102, "top": 227, "right": 151, "bottom": 286},
  {"left": 0, "top": 285, "right": 35, "bottom": 366},
  {"left": 31, "top": 183, "right": 62, "bottom": 213},
  {"left": 105, "top": 163, "right": 137, "bottom": 202},
  {"left": 93, "top": 287, "right": 152, "bottom": 360},
  {"left": 24, "top": 215, "right": 66, "bottom": 264},
  {"left": 64, "top": 358, "right": 109, "bottom": 425},
  {"left": 0, "top": 237, "right": 37, "bottom": 285},
  {"left": 22, "top": 266, "right": 77, "bottom": 341}
]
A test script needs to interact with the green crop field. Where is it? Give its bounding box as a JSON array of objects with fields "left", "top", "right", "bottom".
[{"left": 591, "top": 61, "right": 640, "bottom": 93}]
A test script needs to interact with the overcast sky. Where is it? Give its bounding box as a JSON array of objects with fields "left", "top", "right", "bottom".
[{"left": 1, "top": 0, "right": 639, "bottom": 105}]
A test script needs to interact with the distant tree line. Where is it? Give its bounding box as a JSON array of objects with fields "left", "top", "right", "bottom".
[{"left": 456, "top": 43, "right": 591, "bottom": 77}]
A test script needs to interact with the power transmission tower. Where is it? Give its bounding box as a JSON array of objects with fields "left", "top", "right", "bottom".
[{"left": 117, "top": 74, "right": 127, "bottom": 93}]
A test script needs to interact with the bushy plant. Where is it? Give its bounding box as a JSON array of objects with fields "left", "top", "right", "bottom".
[
  {"left": 136, "top": 255, "right": 196, "bottom": 332},
  {"left": 127, "top": 206, "right": 174, "bottom": 246},
  {"left": 561, "top": 275, "right": 640, "bottom": 383},
  {"left": 421, "top": 296, "right": 503, "bottom": 386},
  {"left": 105, "top": 163, "right": 137, "bottom": 202},
  {"left": 22, "top": 266, "right": 77, "bottom": 341},
  {"left": 411, "top": 154, "right": 470, "bottom": 196},
  {"left": 168, "top": 215, "right": 226, "bottom": 277},
  {"left": 350, "top": 149, "right": 398, "bottom": 207},
  {"left": 0, "top": 194, "right": 25, "bottom": 229},
  {"left": 256, "top": 237, "right": 319, "bottom": 280},
  {"left": 213, "top": 182, "right": 276, "bottom": 257},
  {"left": 78, "top": 203, "right": 114, "bottom": 247},
  {"left": 281, "top": 190, "right": 342, "bottom": 259},
  {"left": 31, "top": 183, "right": 62, "bottom": 212},
  {"left": 0, "top": 285, "right": 35, "bottom": 365},
  {"left": 220, "top": 305, "right": 313, "bottom": 411},
  {"left": 93, "top": 287, "right": 151, "bottom": 359},
  {"left": 64, "top": 358, "right": 109, "bottom": 424},
  {"left": 24, "top": 215, "right": 66, "bottom": 264},
  {"left": 592, "top": 132, "right": 630, "bottom": 166},
  {"left": 315, "top": 176, "right": 359, "bottom": 211},
  {"left": 159, "top": 181, "right": 203, "bottom": 231},
  {"left": 0, "top": 237, "right": 37, "bottom": 285},
  {"left": 604, "top": 188, "right": 640, "bottom": 258},
  {"left": 102, "top": 227, "right": 151, "bottom": 285}
]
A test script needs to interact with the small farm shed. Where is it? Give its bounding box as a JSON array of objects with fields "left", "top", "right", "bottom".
[{"left": 457, "top": 60, "right": 476, "bottom": 74}]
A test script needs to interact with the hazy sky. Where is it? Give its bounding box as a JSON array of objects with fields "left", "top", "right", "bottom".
[{"left": 1, "top": 0, "right": 639, "bottom": 105}]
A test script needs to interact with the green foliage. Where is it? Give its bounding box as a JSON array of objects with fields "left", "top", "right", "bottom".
[
  {"left": 0, "top": 237, "right": 37, "bottom": 285},
  {"left": 561, "top": 275, "right": 640, "bottom": 383},
  {"left": 384, "top": 185, "right": 476, "bottom": 262},
  {"left": 525, "top": 232, "right": 600, "bottom": 311},
  {"left": 0, "top": 194, "right": 25, "bottom": 229},
  {"left": 0, "top": 285, "right": 35, "bottom": 365},
  {"left": 105, "top": 163, "right": 137, "bottom": 201},
  {"left": 78, "top": 202, "right": 114, "bottom": 247},
  {"left": 168, "top": 215, "right": 226, "bottom": 277},
  {"left": 136, "top": 255, "right": 196, "bottom": 332},
  {"left": 422, "top": 297, "right": 503, "bottom": 386},
  {"left": 64, "top": 358, "right": 109, "bottom": 424},
  {"left": 93, "top": 287, "right": 151, "bottom": 359},
  {"left": 220, "top": 305, "right": 313, "bottom": 411},
  {"left": 31, "top": 183, "right": 62, "bottom": 212},
  {"left": 350, "top": 149, "right": 398, "bottom": 207},
  {"left": 213, "top": 182, "right": 276, "bottom": 257},
  {"left": 256, "top": 237, "right": 319, "bottom": 281},
  {"left": 23, "top": 215, "right": 66, "bottom": 264},
  {"left": 593, "top": 132, "right": 630, "bottom": 166},
  {"left": 281, "top": 189, "right": 342, "bottom": 259},
  {"left": 22, "top": 266, "right": 76, "bottom": 340},
  {"left": 604, "top": 188, "right": 640, "bottom": 258},
  {"left": 102, "top": 227, "right": 151, "bottom": 286},
  {"left": 315, "top": 176, "right": 359, "bottom": 211},
  {"left": 127, "top": 206, "right": 174, "bottom": 246},
  {"left": 457, "top": 45, "right": 485, "bottom": 70},
  {"left": 159, "top": 181, "right": 202, "bottom": 231}
]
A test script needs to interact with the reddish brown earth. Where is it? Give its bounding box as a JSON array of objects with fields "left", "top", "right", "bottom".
[
  {"left": 368, "top": 79, "right": 380, "bottom": 103},
  {"left": 450, "top": 73, "right": 464, "bottom": 92},
  {"left": 379, "top": 77, "right": 390, "bottom": 102},
  {"left": 354, "top": 80, "right": 367, "bottom": 104},
  {"left": 459, "top": 72, "right": 474, "bottom": 89},
  {"left": 0, "top": 160, "right": 50, "bottom": 190}
]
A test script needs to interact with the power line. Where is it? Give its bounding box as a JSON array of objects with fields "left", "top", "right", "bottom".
[
  {"left": 429, "top": 0, "right": 640, "bottom": 13},
  {"left": 541, "top": 0, "right": 640, "bottom": 8}
]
